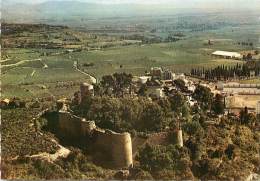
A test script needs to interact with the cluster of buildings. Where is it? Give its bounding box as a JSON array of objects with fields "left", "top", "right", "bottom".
[
  {"left": 150, "top": 67, "right": 176, "bottom": 80},
  {"left": 70, "top": 65, "right": 260, "bottom": 119},
  {"left": 216, "top": 82, "right": 260, "bottom": 95},
  {"left": 134, "top": 67, "right": 196, "bottom": 100},
  {"left": 72, "top": 67, "right": 197, "bottom": 107},
  {"left": 216, "top": 82, "right": 260, "bottom": 116},
  {"left": 137, "top": 67, "right": 176, "bottom": 85}
]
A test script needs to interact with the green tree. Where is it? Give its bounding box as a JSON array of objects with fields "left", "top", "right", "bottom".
[
  {"left": 192, "top": 85, "right": 213, "bottom": 111},
  {"left": 113, "top": 72, "right": 133, "bottom": 97},
  {"left": 169, "top": 92, "right": 187, "bottom": 115},
  {"left": 137, "top": 144, "right": 190, "bottom": 173},
  {"left": 100, "top": 75, "right": 115, "bottom": 95},
  {"left": 239, "top": 107, "right": 256, "bottom": 126},
  {"left": 138, "top": 84, "right": 147, "bottom": 97},
  {"left": 139, "top": 102, "right": 165, "bottom": 131},
  {"left": 181, "top": 103, "right": 191, "bottom": 120},
  {"left": 212, "top": 94, "right": 224, "bottom": 115},
  {"left": 183, "top": 121, "right": 204, "bottom": 138},
  {"left": 93, "top": 83, "right": 103, "bottom": 96},
  {"left": 87, "top": 97, "right": 122, "bottom": 131},
  {"left": 174, "top": 79, "right": 187, "bottom": 92},
  {"left": 137, "top": 144, "right": 174, "bottom": 172}
]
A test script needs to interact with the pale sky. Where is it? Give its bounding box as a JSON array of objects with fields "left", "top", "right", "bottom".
[
  {"left": 6, "top": 0, "right": 259, "bottom": 4},
  {"left": 4, "top": 0, "right": 260, "bottom": 9},
  {"left": 6, "top": 0, "right": 174, "bottom": 4},
  {"left": 83, "top": 0, "right": 173, "bottom": 4}
]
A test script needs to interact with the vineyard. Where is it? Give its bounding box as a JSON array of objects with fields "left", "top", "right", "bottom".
[
  {"left": 1, "top": 108, "right": 59, "bottom": 158},
  {"left": 1, "top": 107, "right": 117, "bottom": 180}
]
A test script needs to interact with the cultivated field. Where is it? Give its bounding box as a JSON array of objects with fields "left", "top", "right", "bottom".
[{"left": 1, "top": 23, "right": 259, "bottom": 98}]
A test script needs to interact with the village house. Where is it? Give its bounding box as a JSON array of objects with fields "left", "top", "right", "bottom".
[
  {"left": 150, "top": 67, "right": 175, "bottom": 80},
  {"left": 163, "top": 69, "right": 175, "bottom": 80},
  {"left": 138, "top": 76, "right": 150, "bottom": 84},
  {"left": 145, "top": 79, "right": 165, "bottom": 98},
  {"left": 151, "top": 67, "right": 163, "bottom": 79}
]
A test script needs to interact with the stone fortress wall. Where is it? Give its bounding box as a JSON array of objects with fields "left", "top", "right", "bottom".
[
  {"left": 55, "top": 82, "right": 182, "bottom": 168},
  {"left": 93, "top": 129, "right": 132, "bottom": 168},
  {"left": 57, "top": 110, "right": 133, "bottom": 168},
  {"left": 58, "top": 111, "right": 96, "bottom": 138},
  {"left": 57, "top": 109, "right": 182, "bottom": 169}
]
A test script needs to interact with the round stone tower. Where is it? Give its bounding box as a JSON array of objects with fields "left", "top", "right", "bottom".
[
  {"left": 171, "top": 129, "right": 183, "bottom": 147},
  {"left": 94, "top": 130, "right": 133, "bottom": 168},
  {"left": 177, "top": 129, "right": 183, "bottom": 147},
  {"left": 80, "top": 83, "right": 94, "bottom": 103},
  {"left": 110, "top": 132, "right": 133, "bottom": 168}
]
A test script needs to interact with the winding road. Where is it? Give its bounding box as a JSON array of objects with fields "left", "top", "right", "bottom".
[
  {"left": 73, "top": 62, "right": 97, "bottom": 84},
  {"left": 1, "top": 58, "right": 42, "bottom": 68}
]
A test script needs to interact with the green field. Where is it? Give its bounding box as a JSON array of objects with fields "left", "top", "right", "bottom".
[
  {"left": 74, "top": 25, "right": 258, "bottom": 79},
  {"left": 2, "top": 24, "right": 259, "bottom": 98}
]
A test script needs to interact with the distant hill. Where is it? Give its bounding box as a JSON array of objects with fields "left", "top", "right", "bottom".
[
  {"left": 3, "top": 0, "right": 260, "bottom": 25},
  {"left": 3, "top": 1, "right": 173, "bottom": 23}
]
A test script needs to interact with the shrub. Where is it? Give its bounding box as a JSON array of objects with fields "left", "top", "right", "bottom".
[
  {"left": 137, "top": 144, "right": 190, "bottom": 173},
  {"left": 33, "top": 159, "right": 65, "bottom": 179},
  {"left": 183, "top": 121, "right": 204, "bottom": 138}
]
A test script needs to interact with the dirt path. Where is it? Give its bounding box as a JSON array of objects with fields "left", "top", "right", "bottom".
[
  {"left": 28, "top": 139, "right": 70, "bottom": 163},
  {"left": 0, "top": 58, "right": 11, "bottom": 63},
  {"left": 1, "top": 58, "right": 42, "bottom": 68},
  {"left": 74, "top": 65, "right": 97, "bottom": 84},
  {"left": 1, "top": 58, "right": 48, "bottom": 69},
  {"left": 31, "top": 70, "right": 36, "bottom": 77},
  {"left": 40, "top": 59, "right": 48, "bottom": 69}
]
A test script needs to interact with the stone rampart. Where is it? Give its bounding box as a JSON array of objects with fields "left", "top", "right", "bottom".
[{"left": 57, "top": 111, "right": 133, "bottom": 168}]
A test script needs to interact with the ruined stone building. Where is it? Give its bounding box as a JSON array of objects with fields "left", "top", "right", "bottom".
[
  {"left": 57, "top": 109, "right": 133, "bottom": 168},
  {"left": 53, "top": 83, "right": 184, "bottom": 169}
]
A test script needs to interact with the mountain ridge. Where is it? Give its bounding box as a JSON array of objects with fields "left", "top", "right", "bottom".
[{"left": 3, "top": 0, "right": 260, "bottom": 25}]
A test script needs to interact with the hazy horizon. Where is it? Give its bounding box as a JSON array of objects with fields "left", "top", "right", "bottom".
[
  {"left": 3, "top": 0, "right": 260, "bottom": 25},
  {"left": 4, "top": 0, "right": 260, "bottom": 7}
]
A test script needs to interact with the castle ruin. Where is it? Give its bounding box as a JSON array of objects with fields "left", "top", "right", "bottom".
[
  {"left": 57, "top": 108, "right": 133, "bottom": 168},
  {"left": 52, "top": 83, "right": 184, "bottom": 169}
]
